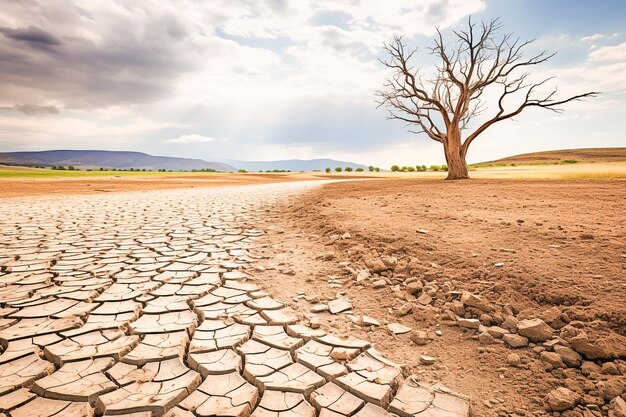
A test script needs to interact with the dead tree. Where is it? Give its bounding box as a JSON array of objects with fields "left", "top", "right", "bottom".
[{"left": 376, "top": 18, "right": 598, "bottom": 180}]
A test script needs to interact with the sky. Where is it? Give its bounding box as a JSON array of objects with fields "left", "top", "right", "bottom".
[{"left": 0, "top": 0, "right": 625, "bottom": 167}]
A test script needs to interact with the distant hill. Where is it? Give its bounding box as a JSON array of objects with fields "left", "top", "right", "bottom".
[
  {"left": 223, "top": 158, "right": 368, "bottom": 172},
  {"left": 0, "top": 150, "right": 235, "bottom": 171},
  {"left": 473, "top": 148, "right": 626, "bottom": 167}
]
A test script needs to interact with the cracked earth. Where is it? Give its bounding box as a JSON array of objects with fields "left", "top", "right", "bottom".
[{"left": 0, "top": 182, "right": 469, "bottom": 417}]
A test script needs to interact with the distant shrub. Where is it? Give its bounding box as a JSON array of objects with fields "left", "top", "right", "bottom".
[
  {"left": 335, "top": 167, "right": 342, "bottom": 172},
  {"left": 345, "top": 167, "right": 353, "bottom": 172},
  {"left": 390, "top": 165, "right": 400, "bottom": 172},
  {"left": 368, "top": 166, "right": 375, "bottom": 172},
  {"left": 407, "top": 166, "right": 415, "bottom": 172},
  {"left": 374, "top": 167, "right": 380, "bottom": 172},
  {"left": 355, "top": 167, "right": 364, "bottom": 172},
  {"left": 238, "top": 169, "right": 247, "bottom": 173},
  {"left": 429, "top": 165, "right": 440, "bottom": 171},
  {"left": 562, "top": 160, "right": 578, "bottom": 164},
  {"left": 440, "top": 164, "right": 448, "bottom": 171},
  {"left": 325, "top": 167, "right": 331, "bottom": 173}
]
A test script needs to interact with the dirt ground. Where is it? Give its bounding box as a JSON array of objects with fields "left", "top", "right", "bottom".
[
  {"left": 0, "top": 172, "right": 346, "bottom": 198},
  {"left": 253, "top": 178, "right": 626, "bottom": 417}
]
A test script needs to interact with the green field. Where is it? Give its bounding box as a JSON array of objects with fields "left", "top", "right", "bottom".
[{"left": 0, "top": 166, "right": 228, "bottom": 178}]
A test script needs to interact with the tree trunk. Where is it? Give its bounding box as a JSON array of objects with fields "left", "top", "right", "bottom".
[{"left": 443, "top": 129, "right": 470, "bottom": 180}]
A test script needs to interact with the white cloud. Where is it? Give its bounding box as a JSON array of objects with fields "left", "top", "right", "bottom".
[
  {"left": 589, "top": 42, "right": 626, "bottom": 62},
  {"left": 165, "top": 134, "right": 215, "bottom": 144},
  {"left": 581, "top": 34, "right": 604, "bottom": 42}
]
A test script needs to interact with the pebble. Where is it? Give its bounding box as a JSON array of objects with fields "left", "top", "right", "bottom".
[
  {"left": 387, "top": 323, "right": 412, "bottom": 335},
  {"left": 507, "top": 353, "right": 521, "bottom": 367},
  {"left": 503, "top": 334, "right": 529, "bottom": 348},
  {"left": 458, "top": 318, "right": 481, "bottom": 329},
  {"left": 410, "top": 330, "right": 429, "bottom": 346},
  {"left": 419, "top": 355, "right": 436, "bottom": 365},
  {"left": 311, "top": 304, "right": 329, "bottom": 313}
]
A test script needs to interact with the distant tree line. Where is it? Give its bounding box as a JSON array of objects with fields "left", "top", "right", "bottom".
[
  {"left": 325, "top": 166, "right": 379, "bottom": 173},
  {"left": 390, "top": 164, "right": 448, "bottom": 172}
]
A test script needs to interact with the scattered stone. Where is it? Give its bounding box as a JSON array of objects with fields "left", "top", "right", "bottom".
[
  {"left": 506, "top": 353, "right": 521, "bottom": 367},
  {"left": 387, "top": 323, "right": 412, "bottom": 335},
  {"left": 460, "top": 291, "right": 490, "bottom": 312},
  {"left": 601, "top": 361, "right": 620, "bottom": 375},
  {"left": 486, "top": 326, "right": 509, "bottom": 339},
  {"left": 610, "top": 397, "right": 626, "bottom": 417},
  {"left": 501, "top": 316, "right": 519, "bottom": 332},
  {"left": 361, "top": 316, "right": 380, "bottom": 327},
  {"left": 372, "top": 280, "right": 386, "bottom": 289},
  {"left": 416, "top": 229, "right": 428, "bottom": 234},
  {"left": 478, "top": 332, "right": 496, "bottom": 345},
  {"left": 458, "top": 318, "right": 480, "bottom": 330},
  {"left": 410, "top": 330, "right": 429, "bottom": 346},
  {"left": 540, "top": 351, "right": 565, "bottom": 368},
  {"left": 503, "top": 334, "right": 529, "bottom": 348},
  {"left": 517, "top": 319, "right": 554, "bottom": 342},
  {"left": 597, "top": 379, "right": 625, "bottom": 401},
  {"left": 417, "top": 293, "right": 432, "bottom": 306},
  {"left": 553, "top": 345, "right": 582, "bottom": 368},
  {"left": 546, "top": 387, "right": 580, "bottom": 411},
  {"left": 405, "top": 282, "right": 423, "bottom": 295},
  {"left": 396, "top": 303, "right": 412, "bottom": 316},
  {"left": 419, "top": 356, "right": 436, "bottom": 365},
  {"left": 311, "top": 304, "right": 329, "bottom": 313},
  {"left": 328, "top": 299, "right": 352, "bottom": 314}
]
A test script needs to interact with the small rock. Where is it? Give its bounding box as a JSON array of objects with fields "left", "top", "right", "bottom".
[
  {"left": 372, "top": 279, "right": 386, "bottom": 289},
  {"left": 546, "top": 387, "right": 580, "bottom": 411},
  {"left": 365, "top": 258, "right": 388, "bottom": 273},
  {"left": 410, "top": 330, "right": 429, "bottom": 346},
  {"left": 356, "top": 269, "right": 371, "bottom": 282},
  {"left": 416, "top": 228, "right": 429, "bottom": 234},
  {"left": 503, "top": 334, "right": 529, "bottom": 348},
  {"left": 479, "top": 332, "right": 497, "bottom": 345},
  {"left": 487, "top": 326, "right": 510, "bottom": 339},
  {"left": 580, "top": 360, "right": 601, "bottom": 376},
  {"left": 601, "top": 362, "right": 620, "bottom": 375},
  {"left": 361, "top": 316, "right": 380, "bottom": 327},
  {"left": 405, "top": 281, "right": 423, "bottom": 295},
  {"left": 417, "top": 293, "right": 433, "bottom": 305},
  {"left": 458, "top": 318, "right": 480, "bottom": 329},
  {"left": 460, "top": 291, "right": 491, "bottom": 312},
  {"left": 419, "top": 355, "right": 436, "bottom": 365},
  {"left": 311, "top": 304, "right": 329, "bottom": 313},
  {"left": 610, "top": 397, "right": 626, "bottom": 417},
  {"left": 540, "top": 351, "right": 565, "bottom": 368},
  {"left": 328, "top": 299, "right": 352, "bottom": 314},
  {"left": 501, "top": 316, "right": 519, "bottom": 332},
  {"left": 396, "top": 303, "right": 413, "bottom": 316},
  {"left": 494, "top": 262, "right": 504, "bottom": 267},
  {"left": 554, "top": 345, "right": 582, "bottom": 368},
  {"left": 597, "top": 379, "right": 625, "bottom": 401},
  {"left": 517, "top": 318, "right": 554, "bottom": 342},
  {"left": 388, "top": 323, "right": 412, "bottom": 335},
  {"left": 323, "top": 252, "right": 336, "bottom": 260},
  {"left": 507, "top": 353, "right": 521, "bottom": 367}
]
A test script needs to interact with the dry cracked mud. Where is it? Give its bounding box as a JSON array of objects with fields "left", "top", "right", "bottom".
[{"left": 0, "top": 182, "right": 470, "bottom": 417}]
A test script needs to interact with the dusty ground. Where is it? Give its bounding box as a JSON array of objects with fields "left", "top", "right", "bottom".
[
  {"left": 254, "top": 178, "right": 626, "bottom": 417},
  {"left": 0, "top": 172, "right": 346, "bottom": 198}
]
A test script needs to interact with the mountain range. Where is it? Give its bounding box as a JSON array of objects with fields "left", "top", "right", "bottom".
[
  {"left": 0, "top": 150, "right": 367, "bottom": 172},
  {"left": 221, "top": 159, "right": 368, "bottom": 171}
]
